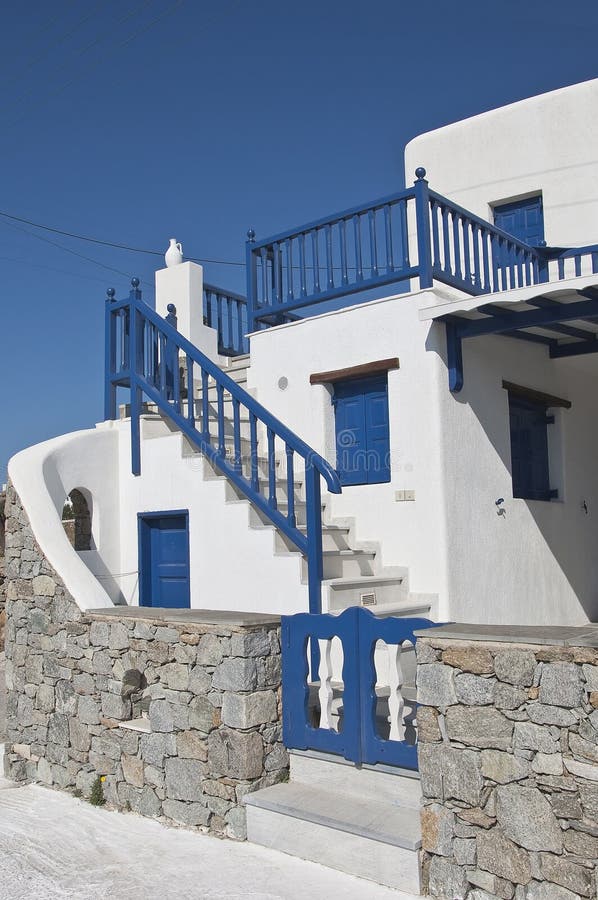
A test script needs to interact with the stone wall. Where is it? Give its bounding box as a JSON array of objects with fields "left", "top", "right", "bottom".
[
  {"left": 416, "top": 624, "right": 598, "bottom": 900},
  {"left": 0, "top": 488, "right": 6, "bottom": 646},
  {"left": 3, "top": 482, "right": 288, "bottom": 839}
]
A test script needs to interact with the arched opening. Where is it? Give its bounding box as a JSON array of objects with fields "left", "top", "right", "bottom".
[{"left": 62, "top": 489, "right": 93, "bottom": 551}]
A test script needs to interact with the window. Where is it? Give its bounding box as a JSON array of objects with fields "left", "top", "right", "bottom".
[
  {"left": 508, "top": 394, "right": 556, "bottom": 501},
  {"left": 62, "top": 489, "right": 92, "bottom": 551},
  {"left": 333, "top": 375, "right": 390, "bottom": 486},
  {"left": 493, "top": 195, "right": 544, "bottom": 247}
]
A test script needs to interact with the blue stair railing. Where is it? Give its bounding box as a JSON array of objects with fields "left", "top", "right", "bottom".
[
  {"left": 246, "top": 168, "right": 598, "bottom": 330},
  {"left": 105, "top": 279, "right": 342, "bottom": 614}
]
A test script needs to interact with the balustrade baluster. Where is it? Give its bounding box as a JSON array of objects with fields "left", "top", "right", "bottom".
[
  {"left": 325, "top": 223, "right": 334, "bottom": 290},
  {"left": 285, "top": 444, "right": 296, "bottom": 528},
  {"left": 226, "top": 297, "right": 233, "bottom": 353},
  {"left": 217, "top": 384, "right": 225, "bottom": 457},
  {"left": 298, "top": 232, "right": 307, "bottom": 298},
  {"left": 481, "top": 229, "right": 490, "bottom": 292},
  {"left": 159, "top": 333, "right": 167, "bottom": 396},
  {"left": 368, "top": 209, "right": 378, "bottom": 277},
  {"left": 232, "top": 396, "right": 242, "bottom": 474},
  {"left": 430, "top": 200, "right": 440, "bottom": 271},
  {"left": 558, "top": 257, "right": 565, "bottom": 280},
  {"left": 472, "top": 223, "right": 481, "bottom": 290},
  {"left": 267, "top": 427, "right": 277, "bottom": 510},
  {"left": 384, "top": 205, "right": 394, "bottom": 273},
  {"left": 273, "top": 242, "right": 282, "bottom": 304},
  {"left": 311, "top": 231, "right": 321, "bottom": 293},
  {"left": 122, "top": 308, "right": 130, "bottom": 371},
  {"left": 185, "top": 356, "right": 194, "bottom": 427},
  {"left": 202, "top": 369, "right": 210, "bottom": 441},
  {"left": 204, "top": 290, "right": 212, "bottom": 329},
  {"left": 592, "top": 251, "right": 598, "bottom": 274},
  {"left": 575, "top": 253, "right": 582, "bottom": 277},
  {"left": 353, "top": 215, "right": 363, "bottom": 281},
  {"left": 491, "top": 234, "right": 500, "bottom": 292},
  {"left": 339, "top": 219, "right": 349, "bottom": 285},
  {"left": 172, "top": 352, "right": 181, "bottom": 413},
  {"left": 387, "top": 643, "right": 406, "bottom": 742},
  {"left": 441, "top": 205, "right": 450, "bottom": 276},
  {"left": 515, "top": 246, "right": 524, "bottom": 288},
  {"left": 452, "top": 211, "right": 462, "bottom": 281},
  {"left": 250, "top": 412, "right": 259, "bottom": 492},
  {"left": 317, "top": 638, "right": 335, "bottom": 730},
  {"left": 260, "top": 247, "right": 269, "bottom": 306},
  {"left": 507, "top": 241, "right": 516, "bottom": 290},
  {"left": 462, "top": 218, "right": 472, "bottom": 284},
  {"left": 285, "top": 240, "right": 294, "bottom": 301}
]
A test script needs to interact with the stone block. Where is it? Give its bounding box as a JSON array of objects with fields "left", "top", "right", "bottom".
[
  {"left": 578, "top": 781, "right": 598, "bottom": 820},
  {"left": 481, "top": 749, "right": 530, "bottom": 784},
  {"left": 188, "top": 666, "right": 211, "bottom": 695},
  {"left": 494, "top": 650, "right": 536, "bottom": 687},
  {"left": 454, "top": 837, "right": 476, "bottom": 866},
  {"left": 140, "top": 733, "right": 176, "bottom": 767},
  {"left": 264, "top": 743, "right": 288, "bottom": 772},
  {"left": 208, "top": 728, "right": 263, "bottom": 780},
  {"left": 189, "top": 695, "right": 218, "bottom": 733},
  {"left": 528, "top": 704, "right": 578, "bottom": 727},
  {"left": 47, "top": 713, "right": 69, "bottom": 747},
  {"left": 418, "top": 744, "right": 483, "bottom": 805},
  {"left": 513, "top": 723, "right": 559, "bottom": 754},
  {"left": 36, "top": 683, "right": 55, "bottom": 713},
  {"left": 122, "top": 754, "right": 144, "bottom": 788},
  {"left": 532, "top": 753, "right": 563, "bottom": 776},
  {"left": 194, "top": 633, "right": 224, "bottom": 665},
  {"left": 582, "top": 664, "right": 598, "bottom": 692},
  {"left": 477, "top": 826, "right": 532, "bottom": 884},
  {"left": 109, "top": 623, "right": 130, "bottom": 651},
  {"left": 77, "top": 696, "right": 101, "bottom": 725},
  {"left": 230, "top": 630, "right": 270, "bottom": 658},
  {"left": 165, "top": 757, "right": 207, "bottom": 801},
  {"left": 569, "top": 732, "right": 598, "bottom": 764},
  {"left": 496, "top": 784, "right": 563, "bottom": 853},
  {"left": 524, "top": 881, "right": 580, "bottom": 900},
  {"left": 221, "top": 691, "right": 277, "bottom": 730},
  {"left": 212, "top": 658, "right": 258, "bottom": 693},
  {"left": 428, "top": 855, "right": 468, "bottom": 899},
  {"left": 455, "top": 674, "right": 495, "bottom": 706},
  {"left": 416, "top": 641, "right": 440, "bottom": 664},
  {"left": 176, "top": 731, "right": 208, "bottom": 761},
  {"left": 155, "top": 627, "right": 179, "bottom": 643},
  {"left": 101, "top": 693, "right": 131, "bottom": 720},
  {"left": 225, "top": 807, "right": 247, "bottom": 840},
  {"left": 563, "top": 827, "right": 598, "bottom": 857},
  {"left": 441, "top": 646, "right": 494, "bottom": 674},
  {"left": 69, "top": 719, "right": 91, "bottom": 752},
  {"left": 539, "top": 663, "right": 583, "bottom": 708},
  {"left": 549, "top": 791, "right": 582, "bottom": 819},
  {"left": 446, "top": 705, "right": 513, "bottom": 750},
  {"left": 138, "top": 785, "right": 162, "bottom": 817},
  {"left": 90, "top": 621, "right": 110, "bottom": 647},
  {"left": 536, "top": 853, "right": 592, "bottom": 897},
  {"left": 159, "top": 663, "right": 190, "bottom": 692},
  {"left": 32, "top": 575, "right": 56, "bottom": 597},
  {"left": 494, "top": 683, "right": 527, "bottom": 710},
  {"left": 417, "top": 706, "right": 442, "bottom": 742},
  {"left": 417, "top": 663, "right": 457, "bottom": 709},
  {"left": 162, "top": 800, "right": 210, "bottom": 826},
  {"left": 456, "top": 807, "right": 496, "bottom": 829},
  {"left": 72, "top": 673, "right": 96, "bottom": 695},
  {"left": 91, "top": 732, "right": 122, "bottom": 761},
  {"left": 148, "top": 700, "right": 174, "bottom": 733},
  {"left": 421, "top": 803, "right": 455, "bottom": 856},
  {"left": 564, "top": 757, "right": 598, "bottom": 782}
]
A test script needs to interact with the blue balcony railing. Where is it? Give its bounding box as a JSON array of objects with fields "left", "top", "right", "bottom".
[
  {"left": 245, "top": 168, "right": 598, "bottom": 333},
  {"left": 203, "top": 282, "right": 249, "bottom": 357}
]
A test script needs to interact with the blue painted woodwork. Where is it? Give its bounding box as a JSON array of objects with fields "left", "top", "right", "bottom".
[
  {"left": 138, "top": 511, "right": 191, "bottom": 608},
  {"left": 493, "top": 196, "right": 544, "bottom": 247},
  {"left": 281, "top": 607, "right": 435, "bottom": 769},
  {"left": 333, "top": 375, "right": 390, "bottom": 485},
  {"left": 203, "top": 283, "right": 250, "bottom": 356},
  {"left": 508, "top": 395, "right": 555, "bottom": 501},
  {"left": 245, "top": 168, "right": 598, "bottom": 334},
  {"left": 105, "top": 281, "right": 342, "bottom": 615}
]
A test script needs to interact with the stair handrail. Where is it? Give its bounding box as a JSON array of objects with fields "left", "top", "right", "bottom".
[{"left": 105, "top": 279, "right": 342, "bottom": 614}]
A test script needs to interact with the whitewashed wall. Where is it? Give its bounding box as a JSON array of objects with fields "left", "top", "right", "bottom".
[{"left": 404, "top": 78, "right": 598, "bottom": 249}]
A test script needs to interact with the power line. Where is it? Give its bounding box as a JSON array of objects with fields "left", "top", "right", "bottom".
[{"left": 0, "top": 209, "right": 245, "bottom": 267}]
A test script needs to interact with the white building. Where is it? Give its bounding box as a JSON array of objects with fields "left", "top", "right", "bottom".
[{"left": 10, "top": 77, "right": 598, "bottom": 627}]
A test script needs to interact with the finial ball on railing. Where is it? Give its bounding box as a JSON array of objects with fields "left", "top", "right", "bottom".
[
  {"left": 106, "top": 287, "right": 115, "bottom": 301},
  {"left": 131, "top": 277, "right": 140, "bottom": 289},
  {"left": 247, "top": 228, "right": 256, "bottom": 243},
  {"left": 415, "top": 167, "right": 427, "bottom": 180},
  {"left": 167, "top": 303, "right": 176, "bottom": 314}
]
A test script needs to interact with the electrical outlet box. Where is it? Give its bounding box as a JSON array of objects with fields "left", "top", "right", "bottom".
[
  {"left": 395, "top": 490, "right": 415, "bottom": 502},
  {"left": 404, "top": 490, "right": 415, "bottom": 501},
  {"left": 395, "top": 490, "right": 405, "bottom": 501}
]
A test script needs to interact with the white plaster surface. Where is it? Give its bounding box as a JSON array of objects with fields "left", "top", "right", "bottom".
[{"left": 0, "top": 778, "right": 413, "bottom": 899}]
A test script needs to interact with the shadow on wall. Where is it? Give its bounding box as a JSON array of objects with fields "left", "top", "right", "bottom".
[{"left": 428, "top": 326, "right": 598, "bottom": 623}]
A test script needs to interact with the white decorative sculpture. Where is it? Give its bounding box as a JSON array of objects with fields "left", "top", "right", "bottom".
[{"left": 165, "top": 238, "right": 183, "bottom": 267}]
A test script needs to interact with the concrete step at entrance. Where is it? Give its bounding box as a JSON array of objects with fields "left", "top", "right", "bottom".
[
  {"left": 289, "top": 749, "right": 422, "bottom": 807},
  {"left": 323, "top": 572, "right": 410, "bottom": 611},
  {"left": 244, "top": 781, "right": 422, "bottom": 893}
]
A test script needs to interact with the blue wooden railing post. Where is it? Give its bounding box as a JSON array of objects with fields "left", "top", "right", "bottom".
[
  {"left": 104, "top": 287, "right": 117, "bottom": 420},
  {"left": 165, "top": 303, "right": 178, "bottom": 402},
  {"left": 246, "top": 227, "right": 257, "bottom": 336},
  {"left": 305, "top": 460, "right": 323, "bottom": 616},
  {"left": 129, "top": 277, "right": 142, "bottom": 476},
  {"left": 537, "top": 240, "right": 549, "bottom": 283},
  {"left": 414, "top": 167, "right": 433, "bottom": 289}
]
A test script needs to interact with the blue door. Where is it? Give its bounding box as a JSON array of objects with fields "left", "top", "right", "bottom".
[
  {"left": 138, "top": 511, "right": 190, "bottom": 608},
  {"left": 493, "top": 196, "right": 544, "bottom": 246},
  {"left": 333, "top": 375, "right": 390, "bottom": 485}
]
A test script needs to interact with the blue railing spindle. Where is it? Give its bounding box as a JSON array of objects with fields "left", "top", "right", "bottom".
[
  {"left": 339, "top": 218, "right": 349, "bottom": 285},
  {"left": 217, "top": 384, "right": 225, "bottom": 457},
  {"left": 104, "top": 288, "right": 117, "bottom": 420},
  {"left": 267, "top": 427, "right": 277, "bottom": 510},
  {"left": 452, "top": 211, "right": 462, "bottom": 281},
  {"left": 249, "top": 412, "right": 259, "bottom": 493},
  {"left": 441, "top": 204, "right": 451, "bottom": 280},
  {"left": 353, "top": 215, "right": 363, "bottom": 282},
  {"left": 285, "top": 240, "right": 294, "bottom": 302},
  {"left": 462, "top": 218, "right": 472, "bottom": 285},
  {"left": 472, "top": 223, "right": 481, "bottom": 290},
  {"left": 285, "top": 444, "right": 296, "bottom": 528},
  {"left": 273, "top": 242, "right": 282, "bottom": 304},
  {"left": 186, "top": 355, "right": 195, "bottom": 427},
  {"left": 368, "top": 209, "right": 378, "bottom": 277},
  {"left": 384, "top": 204, "right": 395, "bottom": 273},
  {"left": 481, "top": 229, "right": 490, "bottom": 291},
  {"left": 430, "top": 200, "right": 441, "bottom": 271},
  {"left": 232, "top": 396, "right": 242, "bottom": 474},
  {"left": 399, "top": 199, "right": 410, "bottom": 268},
  {"left": 201, "top": 369, "right": 209, "bottom": 441},
  {"left": 299, "top": 233, "right": 307, "bottom": 298},
  {"left": 311, "top": 231, "right": 321, "bottom": 293},
  {"left": 325, "top": 223, "right": 334, "bottom": 290}
]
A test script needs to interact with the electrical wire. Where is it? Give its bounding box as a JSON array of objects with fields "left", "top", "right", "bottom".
[{"left": 0, "top": 209, "right": 245, "bottom": 267}]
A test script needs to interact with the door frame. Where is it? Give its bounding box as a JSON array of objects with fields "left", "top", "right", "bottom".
[{"left": 137, "top": 509, "right": 190, "bottom": 608}]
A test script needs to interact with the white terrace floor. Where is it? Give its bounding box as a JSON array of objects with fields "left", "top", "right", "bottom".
[{"left": 0, "top": 656, "right": 416, "bottom": 900}]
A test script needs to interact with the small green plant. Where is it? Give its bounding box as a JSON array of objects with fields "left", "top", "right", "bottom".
[
  {"left": 89, "top": 775, "right": 106, "bottom": 806},
  {"left": 72, "top": 788, "right": 82, "bottom": 798}
]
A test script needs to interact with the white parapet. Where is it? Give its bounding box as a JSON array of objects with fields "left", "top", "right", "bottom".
[{"left": 155, "top": 260, "right": 221, "bottom": 362}]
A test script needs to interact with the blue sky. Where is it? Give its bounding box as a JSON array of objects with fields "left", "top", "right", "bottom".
[{"left": 1, "top": 0, "right": 597, "bottom": 481}]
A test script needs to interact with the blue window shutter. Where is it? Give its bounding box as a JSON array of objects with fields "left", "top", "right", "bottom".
[
  {"left": 334, "top": 375, "right": 390, "bottom": 486},
  {"left": 508, "top": 396, "right": 552, "bottom": 501},
  {"left": 494, "top": 196, "right": 544, "bottom": 246}
]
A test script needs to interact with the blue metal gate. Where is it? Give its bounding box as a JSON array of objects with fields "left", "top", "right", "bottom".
[{"left": 281, "top": 606, "right": 434, "bottom": 770}]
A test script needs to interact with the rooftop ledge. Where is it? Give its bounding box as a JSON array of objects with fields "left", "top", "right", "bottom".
[
  {"left": 414, "top": 622, "right": 598, "bottom": 648},
  {"left": 86, "top": 607, "right": 281, "bottom": 629}
]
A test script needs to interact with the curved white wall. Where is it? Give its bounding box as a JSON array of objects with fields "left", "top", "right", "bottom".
[{"left": 8, "top": 426, "right": 121, "bottom": 610}]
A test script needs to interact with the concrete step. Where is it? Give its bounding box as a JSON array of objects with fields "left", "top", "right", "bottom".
[
  {"left": 244, "top": 781, "right": 422, "bottom": 893},
  {"left": 289, "top": 750, "right": 422, "bottom": 807},
  {"left": 319, "top": 549, "right": 376, "bottom": 580},
  {"left": 221, "top": 353, "right": 250, "bottom": 372},
  {"left": 323, "top": 572, "right": 409, "bottom": 611}
]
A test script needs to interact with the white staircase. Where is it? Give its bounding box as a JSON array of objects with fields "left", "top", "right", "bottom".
[
  {"left": 244, "top": 750, "right": 423, "bottom": 893},
  {"left": 135, "top": 352, "right": 436, "bottom": 617}
]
